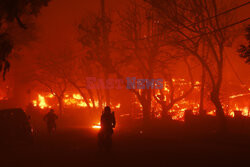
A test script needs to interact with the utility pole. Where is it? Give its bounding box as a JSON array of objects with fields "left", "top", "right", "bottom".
[
  {"left": 101, "top": 0, "right": 108, "bottom": 47},
  {"left": 100, "top": 0, "right": 110, "bottom": 106}
]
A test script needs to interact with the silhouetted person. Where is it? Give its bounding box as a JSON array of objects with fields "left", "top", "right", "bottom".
[
  {"left": 98, "top": 106, "right": 116, "bottom": 151},
  {"left": 101, "top": 106, "right": 116, "bottom": 132},
  {"left": 44, "top": 109, "right": 58, "bottom": 135}
]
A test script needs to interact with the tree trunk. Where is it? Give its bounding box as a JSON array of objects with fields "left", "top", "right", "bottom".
[
  {"left": 147, "top": 88, "right": 152, "bottom": 119},
  {"left": 212, "top": 48, "right": 226, "bottom": 133},
  {"left": 96, "top": 89, "right": 103, "bottom": 110},
  {"left": 161, "top": 104, "right": 173, "bottom": 120},
  {"left": 211, "top": 88, "right": 226, "bottom": 133},
  {"left": 142, "top": 99, "right": 150, "bottom": 124},
  {"left": 69, "top": 81, "right": 91, "bottom": 110},
  {"left": 87, "top": 89, "right": 96, "bottom": 109},
  {"left": 139, "top": 88, "right": 150, "bottom": 124},
  {"left": 199, "top": 66, "right": 206, "bottom": 116},
  {"left": 213, "top": 73, "right": 227, "bottom": 133},
  {"left": 104, "top": 73, "right": 110, "bottom": 106},
  {"left": 58, "top": 96, "right": 63, "bottom": 116}
]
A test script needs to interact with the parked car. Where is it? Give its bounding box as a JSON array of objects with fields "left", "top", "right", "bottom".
[{"left": 0, "top": 108, "right": 33, "bottom": 145}]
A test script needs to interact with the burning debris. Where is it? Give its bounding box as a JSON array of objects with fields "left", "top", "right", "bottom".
[
  {"left": 92, "top": 122, "right": 101, "bottom": 129},
  {"left": 32, "top": 93, "right": 121, "bottom": 110},
  {"left": 30, "top": 77, "right": 249, "bottom": 121}
]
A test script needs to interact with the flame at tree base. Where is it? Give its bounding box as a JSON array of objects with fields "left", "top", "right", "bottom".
[{"left": 92, "top": 122, "right": 101, "bottom": 129}]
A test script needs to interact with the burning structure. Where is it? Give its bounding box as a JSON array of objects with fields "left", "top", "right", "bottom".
[
  {"left": 30, "top": 77, "right": 249, "bottom": 122},
  {"left": 0, "top": 0, "right": 249, "bottom": 131}
]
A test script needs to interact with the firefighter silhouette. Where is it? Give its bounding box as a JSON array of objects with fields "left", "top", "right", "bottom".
[
  {"left": 98, "top": 106, "right": 116, "bottom": 151},
  {"left": 43, "top": 109, "right": 58, "bottom": 135}
]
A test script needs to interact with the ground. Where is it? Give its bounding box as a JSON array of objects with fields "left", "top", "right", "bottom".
[{"left": 1, "top": 127, "right": 250, "bottom": 167}]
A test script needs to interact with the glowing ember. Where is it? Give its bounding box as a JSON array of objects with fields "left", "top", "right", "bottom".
[
  {"left": 229, "top": 111, "right": 235, "bottom": 117},
  {"left": 78, "top": 101, "right": 88, "bottom": 107},
  {"left": 32, "top": 100, "right": 37, "bottom": 107},
  {"left": 242, "top": 107, "right": 249, "bottom": 117},
  {"left": 73, "top": 94, "right": 83, "bottom": 100},
  {"left": 115, "top": 103, "right": 120, "bottom": 109},
  {"left": 46, "top": 93, "right": 54, "bottom": 98},
  {"left": 92, "top": 122, "right": 101, "bottom": 129},
  {"left": 232, "top": 105, "right": 249, "bottom": 117},
  {"left": 32, "top": 94, "right": 51, "bottom": 109},
  {"left": 38, "top": 94, "right": 48, "bottom": 109},
  {"left": 229, "top": 93, "right": 250, "bottom": 99}
]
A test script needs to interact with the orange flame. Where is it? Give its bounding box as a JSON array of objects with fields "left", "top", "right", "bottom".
[{"left": 92, "top": 122, "right": 101, "bottom": 129}]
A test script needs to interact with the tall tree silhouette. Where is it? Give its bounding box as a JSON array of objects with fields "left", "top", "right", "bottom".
[
  {"left": 145, "top": 0, "right": 244, "bottom": 132},
  {"left": 238, "top": 25, "right": 250, "bottom": 64},
  {"left": 78, "top": 0, "right": 112, "bottom": 106},
  {"left": 0, "top": 0, "right": 51, "bottom": 80}
]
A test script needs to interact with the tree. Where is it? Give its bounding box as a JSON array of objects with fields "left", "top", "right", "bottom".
[
  {"left": 0, "top": 0, "right": 51, "bottom": 80},
  {"left": 66, "top": 54, "right": 103, "bottom": 111},
  {"left": 0, "top": 33, "right": 12, "bottom": 80},
  {"left": 37, "top": 77, "right": 67, "bottom": 115},
  {"left": 145, "top": 0, "right": 243, "bottom": 132},
  {"left": 78, "top": 0, "right": 113, "bottom": 106},
  {"left": 34, "top": 49, "right": 71, "bottom": 115},
  {"left": 116, "top": 0, "right": 196, "bottom": 122},
  {"left": 115, "top": 0, "right": 166, "bottom": 122},
  {"left": 238, "top": 25, "right": 250, "bottom": 64},
  {"left": 154, "top": 56, "right": 194, "bottom": 119}
]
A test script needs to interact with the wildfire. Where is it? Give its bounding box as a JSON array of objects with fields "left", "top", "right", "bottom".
[
  {"left": 32, "top": 94, "right": 50, "bottom": 109},
  {"left": 73, "top": 94, "right": 83, "bottom": 100},
  {"left": 78, "top": 101, "right": 88, "bottom": 107},
  {"left": 30, "top": 77, "right": 248, "bottom": 122},
  {"left": 207, "top": 110, "right": 216, "bottom": 116},
  {"left": 132, "top": 78, "right": 249, "bottom": 120},
  {"left": 229, "top": 92, "right": 250, "bottom": 99},
  {"left": 230, "top": 105, "right": 249, "bottom": 117},
  {"left": 115, "top": 103, "right": 120, "bottom": 109},
  {"left": 63, "top": 94, "right": 88, "bottom": 107},
  {"left": 242, "top": 107, "right": 249, "bottom": 117},
  {"left": 32, "top": 93, "right": 121, "bottom": 110},
  {"left": 92, "top": 122, "right": 101, "bottom": 129},
  {"left": 32, "top": 100, "right": 37, "bottom": 107},
  {"left": 46, "top": 93, "right": 54, "bottom": 98}
]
